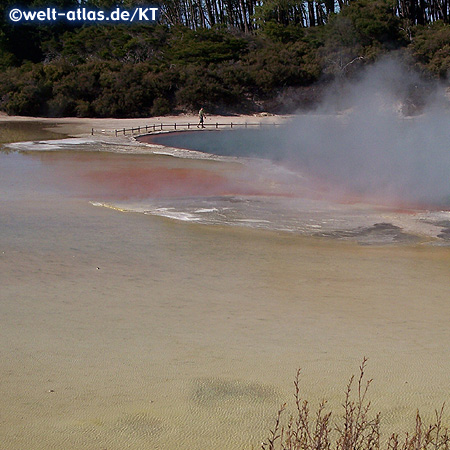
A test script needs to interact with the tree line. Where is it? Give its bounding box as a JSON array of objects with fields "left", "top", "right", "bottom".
[
  {"left": 0, "top": 0, "right": 449, "bottom": 117},
  {"left": 159, "top": 0, "right": 450, "bottom": 31}
]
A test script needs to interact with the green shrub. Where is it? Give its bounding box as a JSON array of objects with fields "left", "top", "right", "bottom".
[
  {"left": 151, "top": 97, "right": 172, "bottom": 116},
  {"left": 165, "top": 26, "right": 248, "bottom": 65},
  {"left": 410, "top": 21, "right": 450, "bottom": 78}
]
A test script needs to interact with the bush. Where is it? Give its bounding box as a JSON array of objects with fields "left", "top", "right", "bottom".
[
  {"left": 262, "top": 358, "right": 449, "bottom": 450},
  {"left": 410, "top": 21, "right": 450, "bottom": 79},
  {"left": 0, "top": 64, "right": 52, "bottom": 115},
  {"left": 241, "top": 40, "right": 321, "bottom": 95},
  {"left": 165, "top": 26, "right": 248, "bottom": 65},
  {"left": 175, "top": 64, "right": 243, "bottom": 111},
  {"left": 151, "top": 97, "right": 171, "bottom": 116}
]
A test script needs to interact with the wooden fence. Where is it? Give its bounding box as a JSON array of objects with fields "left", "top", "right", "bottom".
[{"left": 91, "top": 121, "right": 281, "bottom": 136}]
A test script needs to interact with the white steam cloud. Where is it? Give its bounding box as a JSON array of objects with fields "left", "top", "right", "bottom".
[
  {"left": 281, "top": 57, "right": 450, "bottom": 207},
  {"left": 151, "top": 57, "right": 450, "bottom": 207}
]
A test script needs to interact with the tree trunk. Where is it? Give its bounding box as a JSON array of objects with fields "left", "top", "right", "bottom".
[{"left": 308, "top": 0, "right": 315, "bottom": 26}]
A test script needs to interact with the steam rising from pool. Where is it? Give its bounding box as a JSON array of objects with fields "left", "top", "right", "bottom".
[
  {"left": 283, "top": 58, "right": 450, "bottom": 207},
  {"left": 4, "top": 58, "right": 450, "bottom": 244},
  {"left": 152, "top": 58, "right": 450, "bottom": 208}
]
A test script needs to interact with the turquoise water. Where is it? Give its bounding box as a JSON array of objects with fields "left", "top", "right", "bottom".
[
  {"left": 149, "top": 115, "right": 450, "bottom": 209},
  {"left": 150, "top": 129, "right": 285, "bottom": 159}
]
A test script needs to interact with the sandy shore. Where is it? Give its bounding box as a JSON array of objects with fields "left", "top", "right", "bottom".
[
  {"left": 0, "top": 111, "right": 290, "bottom": 137},
  {"left": 1, "top": 115, "right": 450, "bottom": 450}
]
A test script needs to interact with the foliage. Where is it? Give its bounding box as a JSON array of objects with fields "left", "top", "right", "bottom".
[
  {"left": 410, "top": 21, "right": 450, "bottom": 78},
  {"left": 0, "top": 0, "right": 450, "bottom": 116},
  {"left": 241, "top": 39, "right": 321, "bottom": 94},
  {"left": 340, "top": 0, "right": 403, "bottom": 48},
  {"left": 318, "top": 0, "right": 406, "bottom": 77},
  {"left": 164, "top": 26, "right": 248, "bottom": 64}
]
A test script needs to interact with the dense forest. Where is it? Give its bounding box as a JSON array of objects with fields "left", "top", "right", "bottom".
[{"left": 0, "top": 0, "right": 449, "bottom": 117}]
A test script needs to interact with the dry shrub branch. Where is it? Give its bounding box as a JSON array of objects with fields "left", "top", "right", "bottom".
[{"left": 262, "top": 358, "right": 449, "bottom": 450}]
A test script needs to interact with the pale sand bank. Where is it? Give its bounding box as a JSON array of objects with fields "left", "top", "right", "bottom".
[
  {"left": 0, "top": 112, "right": 289, "bottom": 137},
  {"left": 1, "top": 117, "right": 450, "bottom": 449}
]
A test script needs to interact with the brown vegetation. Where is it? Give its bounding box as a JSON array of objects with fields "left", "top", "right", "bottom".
[{"left": 262, "top": 358, "right": 449, "bottom": 450}]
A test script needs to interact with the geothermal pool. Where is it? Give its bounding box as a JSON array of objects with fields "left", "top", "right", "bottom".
[
  {"left": 1, "top": 122, "right": 450, "bottom": 450},
  {"left": 139, "top": 125, "right": 450, "bottom": 245}
]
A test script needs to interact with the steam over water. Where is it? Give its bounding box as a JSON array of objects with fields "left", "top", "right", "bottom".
[
  {"left": 153, "top": 60, "right": 450, "bottom": 209},
  {"left": 143, "top": 59, "right": 450, "bottom": 244},
  {"left": 4, "top": 59, "right": 450, "bottom": 244},
  {"left": 5, "top": 135, "right": 450, "bottom": 245}
]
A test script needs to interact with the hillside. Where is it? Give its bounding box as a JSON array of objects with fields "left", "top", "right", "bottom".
[{"left": 1, "top": 0, "right": 449, "bottom": 117}]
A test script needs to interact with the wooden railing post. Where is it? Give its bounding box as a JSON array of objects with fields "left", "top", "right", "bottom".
[{"left": 111, "top": 121, "right": 281, "bottom": 137}]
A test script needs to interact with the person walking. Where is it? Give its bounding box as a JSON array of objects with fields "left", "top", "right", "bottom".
[{"left": 197, "top": 107, "right": 206, "bottom": 128}]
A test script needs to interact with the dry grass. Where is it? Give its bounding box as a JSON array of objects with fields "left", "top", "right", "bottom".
[{"left": 262, "top": 358, "right": 449, "bottom": 450}]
